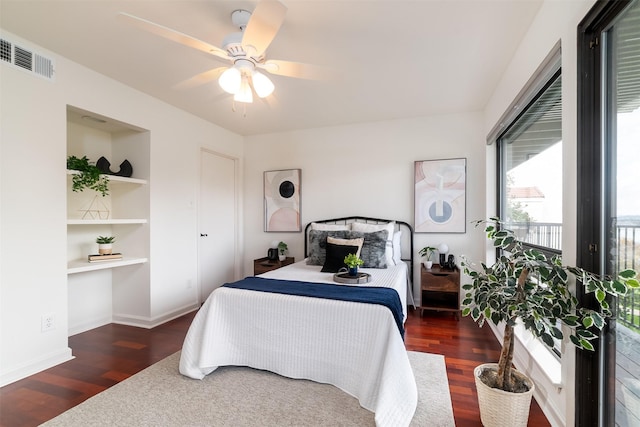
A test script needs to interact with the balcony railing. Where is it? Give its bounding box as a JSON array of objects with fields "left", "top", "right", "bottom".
[
  {"left": 506, "top": 221, "right": 563, "bottom": 251},
  {"left": 506, "top": 221, "right": 640, "bottom": 332},
  {"left": 616, "top": 224, "right": 640, "bottom": 331}
]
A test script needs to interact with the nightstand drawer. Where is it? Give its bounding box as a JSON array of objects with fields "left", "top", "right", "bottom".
[{"left": 423, "top": 274, "right": 458, "bottom": 292}]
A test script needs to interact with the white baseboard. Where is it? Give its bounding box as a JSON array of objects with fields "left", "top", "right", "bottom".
[
  {"left": 0, "top": 347, "right": 73, "bottom": 387},
  {"left": 68, "top": 315, "right": 112, "bottom": 336},
  {"left": 112, "top": 303, "right": 200, "bottom": 329}
]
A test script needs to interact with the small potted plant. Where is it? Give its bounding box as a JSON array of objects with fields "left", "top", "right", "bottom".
[
  {"left": 67, "top": 155, "right": 110, "bottom": 197},
  {"left": 277, "top": 241, "right": 288, "bottom": 261},
  {"left": 419, "top": 246, "right": 437, "bottom": 269},
  {"left": 344, "top": 253, "right": 364, "bottom": 276},
  {"left": 461, "top": 218, "right": 638, "bottom": 427},
  {"left": 96, "top": 236, "right": 115, "bottom": 255}
]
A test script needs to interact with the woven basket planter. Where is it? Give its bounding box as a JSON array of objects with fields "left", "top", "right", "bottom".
[{"left": 474, "top": 363, "right": 535, "bottom": 427}]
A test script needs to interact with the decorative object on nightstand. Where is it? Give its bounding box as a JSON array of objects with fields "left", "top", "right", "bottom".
[
  {"left": 267, "top": 240, "right": 279, "bottom": 260},
  {"left": 437, "top": 243, "right": 449, "bottom": 267},
  {"left": 253, "top": 256, "right": 294, "bottom": 275},
  {"left": 277, "top": 241, "right": 288, "bottom": 261},
  {"left": 419, "top": 246, "right": 437, "bottom": 269},
  {"left": 420, "top": 263, "right": 460, "bottom": 319}
]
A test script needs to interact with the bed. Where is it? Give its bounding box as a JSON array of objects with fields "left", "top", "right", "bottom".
[{"left": 179, "top": 217, "right": 417, "bottom": 426}]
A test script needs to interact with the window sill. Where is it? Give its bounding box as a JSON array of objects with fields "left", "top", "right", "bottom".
[{"left": 513, "top": 324, "right": 562, "bottom": 388}]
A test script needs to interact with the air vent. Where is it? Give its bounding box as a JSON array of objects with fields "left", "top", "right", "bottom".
[{"left": 0, "top": 37, "right": 55, "bottom": 81}]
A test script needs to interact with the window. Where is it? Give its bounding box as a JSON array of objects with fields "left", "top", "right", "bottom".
[
  {"left": 496, "top": 68, "right": 562, "bottom": 254},
  {"left": 578, "top": 1, "right": 640, "bottom": 425},
  {"left": 489, "top": 49, "right": 563, "bottom": 362}
]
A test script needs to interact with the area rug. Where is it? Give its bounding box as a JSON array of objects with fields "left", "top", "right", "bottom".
[{"left": 41, "top": 351, "right": 454, "bottom": 426}]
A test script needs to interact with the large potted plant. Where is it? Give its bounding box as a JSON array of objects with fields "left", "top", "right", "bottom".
[{"left": 461, "top": 218, "right": 638, "bottom": 427}]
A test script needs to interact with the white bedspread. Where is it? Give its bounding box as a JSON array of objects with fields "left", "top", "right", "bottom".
[
  {"left": 179, "top": 261, "right": 417, "bottom": 426},
  {"left": 259, "top": 260, "right": 409, "bottom": 320}
]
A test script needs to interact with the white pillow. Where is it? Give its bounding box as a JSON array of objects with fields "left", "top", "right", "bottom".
[
  {"left": 392, "top": 230, "right": 402, "bottom": 265},
  {"left": 310, "top": 222, "right": 351, "bottom": 231},
  {"left": 327, "top": 236, "right": 364, "bottom": 259},
  {"left": 351, "top": 221, "right": 395, "bottom": 266}
]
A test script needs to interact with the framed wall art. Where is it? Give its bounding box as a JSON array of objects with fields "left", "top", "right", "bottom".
[
  {"left": 264, "top": 168, "right": 301, "bottom": 232},
  {"left": 414, "top": 158, "right": 466, "bottom": 233}
]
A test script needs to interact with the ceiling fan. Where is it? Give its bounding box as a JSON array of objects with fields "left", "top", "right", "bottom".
[{"left": 119, "top": 0, "right": 324, "bottom": 104}]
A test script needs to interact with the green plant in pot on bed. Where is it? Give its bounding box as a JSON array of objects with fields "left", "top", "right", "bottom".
[
  {"left": 461, "top": 218, "right": 638, "bottom": 427},
  {"left": 344, "top": 253, "right": 364, "bottom": 276}
]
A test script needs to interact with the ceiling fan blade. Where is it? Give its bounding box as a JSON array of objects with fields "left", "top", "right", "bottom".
[
  {"left": 173, "top": 67, "right": 228, "bottom": 90},
  {"left": 241, "top": 0, "right": 287, "bottom": 57},
  {"left": 260, "top": 60, "right": 332, "bottom": 80},
  {"left": 118, "top": 12, "right": 230, "bottom": 62}
]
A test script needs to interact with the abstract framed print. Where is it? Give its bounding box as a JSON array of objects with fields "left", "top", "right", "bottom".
[
  {"left": 264, "top": 169, "right": 301, "bottom": 232},
  {"left": 414, "top": 158, "right": 466, "bottom": 233}
]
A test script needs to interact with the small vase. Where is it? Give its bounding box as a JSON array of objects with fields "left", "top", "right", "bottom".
[
  {"left": 98, "top": 243, "right": 113, "bottom": 255},
  {"left": 424, "top": 260, "right": 433, "bottom": 269},
  {"left": 348, "top": 267, "right": 358, "bottom": 276},
  {"left": 279, "top": 254, "right": 286, "bottom": 261}
]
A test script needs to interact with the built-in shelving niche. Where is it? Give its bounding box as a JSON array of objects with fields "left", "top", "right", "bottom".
[{"left": 66, "top": 105, "right": 150, "bottom": 336}]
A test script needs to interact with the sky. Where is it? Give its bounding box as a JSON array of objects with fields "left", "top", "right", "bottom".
[
  {"left": 507, "top": 105, "right": 639, "bottom": 223},
  {"left": 616, "top": 106, "right": 640, "bottom": 217}
]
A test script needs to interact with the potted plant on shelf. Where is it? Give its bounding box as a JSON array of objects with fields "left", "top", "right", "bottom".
[
  {"left": 419, "top": 246, "right": 437, "bottom": 269},
  {"left": 344, "top": 253, "right": 364, "bottom": 276},
  {"left": 277, "top": 241, "right": 288, "bottom": 261},
  {"left": 461, "top": 218, "right": 638, "bottom": 427},
  {"left": 67, "top": 155, "right": 109, "bottom": 196},
  {"left": 96, "top": 236, "right": 116, "bottom": 255}
]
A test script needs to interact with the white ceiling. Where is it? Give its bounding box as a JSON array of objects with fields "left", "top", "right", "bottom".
[{"left": 0, "top": 0, "right": 542, "bottom": 136}]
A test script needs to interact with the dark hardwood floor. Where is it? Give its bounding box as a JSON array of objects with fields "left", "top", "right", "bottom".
[{"left": 0, "top": 308, "right": 550, "bottom": 427}]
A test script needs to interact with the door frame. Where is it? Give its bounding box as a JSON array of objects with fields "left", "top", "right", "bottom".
[
  {"left": 197, "top": 148, "right": 242, "bottom": 304},
  {"left": 576, "top": 1, "right": 633, "bottom": 425}
]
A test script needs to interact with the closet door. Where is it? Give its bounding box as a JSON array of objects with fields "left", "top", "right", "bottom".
[{"left": 198, "top": 149, "right": 238, "bottom": 302}]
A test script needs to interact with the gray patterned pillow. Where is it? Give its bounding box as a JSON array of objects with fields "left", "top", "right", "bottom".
[
  {"left": 347, "top": 230, "right": 388, "bottom": 268},
  {"left": 307, "top": 230, "right": 350, "bottom": 265}
]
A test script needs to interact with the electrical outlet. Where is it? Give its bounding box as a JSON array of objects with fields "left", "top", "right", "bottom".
[{"left": 41, "top": 314, "right": 55, "bottom": 332}]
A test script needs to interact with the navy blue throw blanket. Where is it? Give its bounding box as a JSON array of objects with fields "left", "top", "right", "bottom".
[{"left": 223, "top": 276, "right": 405, "bottom": 339}]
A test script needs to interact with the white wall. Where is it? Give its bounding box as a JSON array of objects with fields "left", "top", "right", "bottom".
[
  {"left": 0, "top": 29, "right": 243, "bottom": 386},
  {"left": 483, "top": 1, "right": 597, "bottom": 426},
  {"left": 243, "top": 113, "right": 487, "bottom": 298}
]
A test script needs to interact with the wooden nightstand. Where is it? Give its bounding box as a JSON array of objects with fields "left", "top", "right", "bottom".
[
  {"left": 420, "top": 264, "right": 460, "bottom": 319},
  {"left": 253, "top": 257, "right": 295, "bottom": 275}
]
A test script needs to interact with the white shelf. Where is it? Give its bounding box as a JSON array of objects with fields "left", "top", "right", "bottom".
[
  {"left": 67, "top": 219, "right": 148, "bottom": 225},
  {"left": 66, "top": 170, "right": 147, "bottom": 185},
  {"left": 67, "top": 257, "right": 148, "bottom": 274}
]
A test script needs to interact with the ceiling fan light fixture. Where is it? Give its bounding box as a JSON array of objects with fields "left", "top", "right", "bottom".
[
  {"left": 234, "top": 74, "right": 253, "bottom": 103},
  {"left": 219, "top": 67, "right": 241, "bottom": 94},
  {"left": 252, "top": 71, "right": 274, "bottom": 98}
]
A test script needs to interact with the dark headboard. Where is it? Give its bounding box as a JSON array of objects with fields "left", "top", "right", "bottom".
[{"left": 304, "top": 216, "right": 414, "bottom": 286}]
